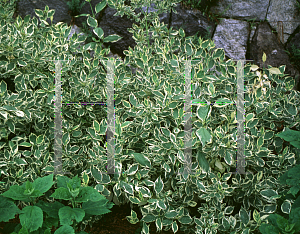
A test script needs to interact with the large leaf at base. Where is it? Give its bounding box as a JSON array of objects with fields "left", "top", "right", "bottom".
[
  {"left": 19, "top": 206, "right": 43, "bottom": 232},
  {"left": 0, "top": 196, "right": 21, "bottom": 222},
  {"left": 81, "top": 200, "right": 114, "bottom": 216}
]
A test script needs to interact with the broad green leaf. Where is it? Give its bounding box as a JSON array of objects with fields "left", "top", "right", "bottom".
[
  {"left": 197, "top": 151, "right": 209, "bottom": 173},
  {"left": 58, "top": 206, "right": 85, "bottom": 226},
  {"left": 75, "top": 187, "right": 106, "bottom": 203},
  {"left": 123, "top": 100, "right": 131, "bottom": 108},
  {"left": 19, "top": 206, "right": 43, "bottom": 232},
  {"left": 196, "top": 179, "right": 206, "bottom": 192},
  {"left": 32, "top": 174, "right": 54, "bottom": 194},
  {"left": 268, "top": 67, "right": 281, "bottom": 75},
  {"left": 156, "top": 217, "right": 162, "bottom": 231},
  {"left": 53, "top": 225, "right": 75, "bottom": 234},
  {"left": 2, "top": 185, "right": 29, "bottom": 201},
  {"left": 196, "top": 127, "right": 212, "bottom": 147},
  {"left": 0, "top": 196, "right": 21, "bottom": 222},
  {"left": 127, "top": 164, "right": 138, "bottom": 175},
  {"left": 224, "top": 206, "right": 234, "bottom": 215},
  {"left": 50, "top": 187, "right": 73, "bottom": 201}
]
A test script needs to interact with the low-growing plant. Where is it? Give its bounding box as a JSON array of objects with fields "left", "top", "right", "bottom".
[
  {"left": 1, "top": 1, "right": 300, "bottom": 234},
  {"left": 65, "top": 0, "right": 87, "bottom": 17},
  {"left": 258, "top": 162, "right": 300, "bottom": 234},
  {"left": 0, "top": 173, "right": 114, "bottom": 234}
]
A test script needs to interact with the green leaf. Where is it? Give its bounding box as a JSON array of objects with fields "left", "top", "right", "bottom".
[
  {"left": 103, "top": 34, "right": 122, "bottom": 43},
  {"left": 93, "top": 120, "right": 100, "bottom": 132},
  {"left": 275, "top": 128, "right": 300, "bottom": 150},
  {"left": 0, "top": 80, "right": 7, "bottom": 93},
  {"left": 93, "top": 27, "right": 104, "bottom": 40},
  {"left": 122, "top": 182, "right": 134, "bottom": 195},
  {"left": 121, "top": 121, "right": 132, "bottom": 128},
  {"left": 131, "top": 153, "right": 151, "bottom": 168},
  {"left": 62, "top": 132, "right": 70, "bottom": 146},
  {"left": 75, "top": 187, "right": 106, "bottom": 203},
  {"left": 259, "top": 223, "right": 280, "bottom": 234},
  {"left": 95, "top": 0, "right": 107, "bottom": 14},
  {"left": 53, "top": 225, "right": 75, "bottom": 234},
  {"left": 239, "top": 207, "right": 249, "bottom": 225},
  {"left": 178, "top": 215, "right": 193, "bottom": 224},
  {"left": 142, "top": 214, "right": 156, "bottom": 222},
  {"left": 154, "top": 176, "right": 163, "bottom": 195},
  {"left": 196, "top": 105, "right": 210, "bottom": 122},
  {"left": 260, "top": 189, "right": 278, "bottom": 199},
  {"left": 129, "top": 196, "right": 141, "bottom": 204},
  {"left": 36, "top": 135, "right": 44, "bottom": 145},
  {"left": 2, "top": 185, "right": 29, "bottom": 201},
  {"left": 19, "top": 206, "right": 43, "bottom": 232},
  {"left": 0, "top": 196, "right": 21, "bottom": 222},
  {"left": 268, "top": 67, "right": 282, "bottom": 75},
  {"left": 58, "top": 206, "right": 85, "bottom": 226},
  {"left": 32, "top": 174, "right": 54, "bottom": 194},
  {"left": 253, "top": 209, "right": 260, "bottom": 223},
  {"left": 196, "top": 179, "right": 206, "bottom": 192},
  {"left": 123, "top": 100, "right": 131, "bottom": 108},
  {"left": 197, "top": 151, "right": 210, "bottom": 173},
  {"left": 87, "top": 15, "right": 97, "bottom": 28},
  {"left": 129, "top": 93, "right": 138, "bottom": 107},
  {"left": 50, "top": 187, "right": 73, "bottom": 201},
  {"left": 171, "top": 221, "right": 178, "bottom": 233},
  {"left": 165, "top": 210, "right": 178, "bottom": 219},
  {"left": 35, "top": 200, "right": 64, "bottom": 220},
  {"left": 196, "top": 127, "right": 212, "bottom": 147},
  {"left": 82, "top": 200, "right": 114, "bottom": 216},
  {"left": 224, "top": 151, "right": 233, "bottom": 165},
  {"left": 289, "top": 207, "right": 300, "bottom": 232},
  {"left": 7, "top": 119, "right": 15, "bottom": 133}
]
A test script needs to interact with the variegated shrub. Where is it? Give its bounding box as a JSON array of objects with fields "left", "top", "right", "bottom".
[{"left": 0, "top": 0, "right": 300, "bottom": 234}]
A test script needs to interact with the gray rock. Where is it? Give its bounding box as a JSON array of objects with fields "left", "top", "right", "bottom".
[{"left": 10, "top": 0, "right": 300, "bottom": 90}]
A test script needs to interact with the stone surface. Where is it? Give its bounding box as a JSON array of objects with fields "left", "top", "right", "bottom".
[{"left": 10, "top": 0, "right": 300, "bottom": 90}]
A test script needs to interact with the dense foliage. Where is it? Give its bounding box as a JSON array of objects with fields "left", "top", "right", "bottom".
[{"left": 0, "top": 0, "right": 300, "bottom": 234}]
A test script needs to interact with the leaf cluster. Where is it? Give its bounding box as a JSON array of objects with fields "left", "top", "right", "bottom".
[
  {"left": 0, "top": 174, "right": 114, "bottom": 234},
  {"left": 0, "top": 1, "right": 300, "bottom": 234}
]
